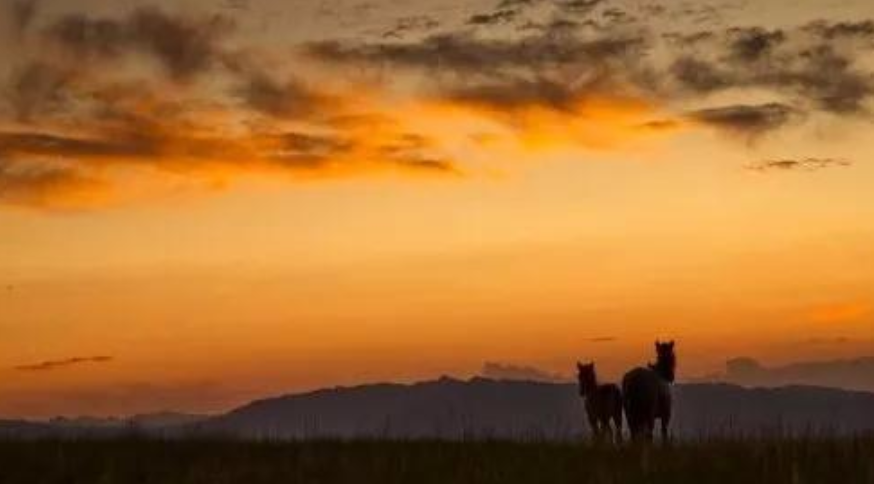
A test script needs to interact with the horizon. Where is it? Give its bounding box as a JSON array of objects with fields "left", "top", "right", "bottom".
[{"left": 2, "top": 0, "right": 874, "bottom": 419}]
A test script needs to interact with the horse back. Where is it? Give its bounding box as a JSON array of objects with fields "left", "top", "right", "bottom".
[{"left": 622, "top": 367, "right": 660, "bottom": 419}]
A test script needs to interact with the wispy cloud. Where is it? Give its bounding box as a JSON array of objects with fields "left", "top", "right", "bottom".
[
  {"left": 806, "top": 302, "right": 872, "bottom": 324},
  {"left": 588, "top": 336, "right": 617, "bottom": 343},
  {"left": 747, "top": 158, "right": 852, "bottom": 172},
  {"left": 14, "top": 355, "right": 114, "bottom": 372},
  {"left": 688, "top": 103, "right": 801, "bottom": 138}
]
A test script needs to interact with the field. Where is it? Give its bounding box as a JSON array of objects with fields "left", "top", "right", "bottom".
[{"left": 0, "top": 437, "right": 872, "bottom": 484}]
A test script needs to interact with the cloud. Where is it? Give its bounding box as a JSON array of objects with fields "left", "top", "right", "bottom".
[
  {"left": 712, "top": 356, "right": 874, "bottom": 393},
  {"left": 6, "top": 0, "right": 40, "bottom": 37},
  {"left": 806, "top": 302, "right": 871, "bottom": 324},
  {"left": 14, "top": 356, "right": 114, "bottom": 372},
  {"left": 588, "top": 336, "right": 617, "bottom": 343},
  {"left": 480, "top": 362, "right": 568, "bottom": 383},
  {"left": 725, "top": 27, "right": 786, "bottom": 64},
  {"left": 688, "top": 103, "right": 800, "bottom": 137},
  {"left": 0, "top": 157, "right": 106, "bottom": 208},
  {"left": 233, "top": 71, "right": 332, "bottom": 119},
  {"left": 558, "top": 0, "right": 605, "bottom": 15},
  {"left": 4, "top": 62, "right": 76, "bottom": 121},
  {"left": 670, "top": 29, "right": 874, "bottom": 115},
  {"left": 3, "top": 3, "right": 873, "bottom": 209},
  {"left": 381, "top": 16, "right": 440, "bottom": 39},
  {"left": 305, "top": 32, "right": 646, "bottom": 79},
  {"left": 746, "top": 157, "right": 852, "bottom": 172},
  {"left": 468, "top": 9, "right": 519, "bottom": 26},
  {"left": 44, "top": 7, "right": 234, "bottom": 81},
  {"left": 0, "top": 131, "right": 158, "bottom": 159},
  {"left": 804, "top": 20, "right": 874, "bottom": 41}
]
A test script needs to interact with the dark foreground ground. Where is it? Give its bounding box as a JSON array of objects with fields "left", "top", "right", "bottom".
[{"left": 0, "top": 438, "right": 872, "bottom": 484}]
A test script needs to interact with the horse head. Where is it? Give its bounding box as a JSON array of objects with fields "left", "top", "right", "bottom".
[
  {"left": 576, "top": 362, "right": 598, "bottom": 397},
  {"left": 653, "top": 340, "right": 676, "bottom": 383}
]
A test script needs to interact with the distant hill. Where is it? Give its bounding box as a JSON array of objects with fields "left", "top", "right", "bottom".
[
  {"left": 4, "top": 378, "right": 874, "bottom": 440},
  {"left": 201, "top": 377, "right": 874, "bottom": 439},
  {"left": 49, "top": 412, "right": 207, "bottom": 431},
  {"left": 0, "top": 412, "right": 208, "bottom": 439}
]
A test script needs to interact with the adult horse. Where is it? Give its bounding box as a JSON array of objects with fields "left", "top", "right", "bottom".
[
  {"left": 576, "top": 362, "right": 623, "bottom": 443},
  {"left": 622, "top": 341, "right": 676, "bottom": 442}
]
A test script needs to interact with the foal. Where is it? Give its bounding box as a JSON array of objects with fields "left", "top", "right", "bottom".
[{"left": 576, "top": 362, "right": 623, "bottom": 443}]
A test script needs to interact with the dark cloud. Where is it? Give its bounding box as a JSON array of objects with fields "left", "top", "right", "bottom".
[
  {"left": 0, "top": 131, "right": 158, "bottom": 159},
  {"left": 601, "top": 7, "right": 635, "bottom": 26},
  {"left": 46, "top": 14, "right": 127, "bottom": 60},
  {"left": 497, "top": 0, "right": 541, "bottom": 9},
  {"left": 127, "top": 8, "right": 233, "bottom": 80},
  {"left": 670, "top": 57, "right": 732, "bottom": 93},
  {"left": 468, "top": 9, "right": 519, "bottom": 26},
  {"left": 306, "top": 32, "right": 645, "bottom": 76},
  {"left": 558, "top": 0, "right": 605, "bottom": 15},
  {"left": 662, "top": 31, "right": 716, "bottom": 46},
  {"left": 671, "top": 28, "right": 874, "bottom": 114},
  {"left": 726, "top": 27, "right": 786, "bottom": 64},
  {"left": 44, "top": 7, "right": 234, "bottom": 80},
  {"left": 804, "top": 20, "right": 874, "bottom": 41},
  {"left": 480, "top": 362, "right": 568, "bottom": 383},
  {"left": 747, "top": 157, "right": 852, "bottom": 172},
  {"left": 234, "top": 72, "right": 329, "bottom": 119},
  {"left": 785, "top": 44, "right": 873, "bottom": 114},
  {"left": 689, "top": 103, "right": 800, "bottom": 137},
  {"left": 7, "top": 0, "right": 40, "bottom": 36},
  {"left": 381, "top": 16, "right": 440, "bottom": 39},
  {"left": 4, "top": 62, "right": 75, "bottom": 121},
  {"left": 14, "top": 356, "right": 113, "bottom": 372}
]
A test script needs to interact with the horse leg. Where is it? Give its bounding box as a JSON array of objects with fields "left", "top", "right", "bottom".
[
  {"left": 613, "top": 410, "right": 623, "bottom": 445},
  {"left": 588, "top": 416, "right": 601, "bottom": 443},
  {"left": 660, "top": 415, "right": 671, "bottom": 444},
  {"left": 645, "top": 419, "right": 655, "bottom": 443}
]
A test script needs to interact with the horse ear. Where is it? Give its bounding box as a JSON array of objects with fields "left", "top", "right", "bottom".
[
  {"left": 654, "top": 340, "right": 660, "bottom": 349},
  {"left": 577, "top": 362, "right": 584, "bottom": 371},
  {"left": 668, "top": 340, "right": 675, "bottom": 348}
]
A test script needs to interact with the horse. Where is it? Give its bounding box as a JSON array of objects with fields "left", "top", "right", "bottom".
[
  {"left": 576, "top": 362, "right": 623, "bottom": 443},
  {"left": 622, "top": 340, "right": 676, "bottom": 443}
]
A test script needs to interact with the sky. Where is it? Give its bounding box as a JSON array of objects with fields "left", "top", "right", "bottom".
[{"left": 1, "top": 0, "right": 874, "bottom": 419}]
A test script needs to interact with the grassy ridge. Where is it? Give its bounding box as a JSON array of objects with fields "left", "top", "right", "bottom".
[{"left": 0, "top": 438, "right": 871, "bottom": 484}]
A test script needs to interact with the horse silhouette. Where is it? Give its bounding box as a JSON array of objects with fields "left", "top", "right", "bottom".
[
  {"left": 622, "top": 340, "right": 676, "bottom": 442},
  {"left": 576, "top": 362, "right": 623, "bottom": 443}
]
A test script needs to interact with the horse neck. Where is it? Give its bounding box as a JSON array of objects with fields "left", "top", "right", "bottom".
[
  {"left": 581, "top": 374, "right": 599, "bottom": 397},
  {"left": 651, "top": 360, "right": 673, "bottom": 382}
]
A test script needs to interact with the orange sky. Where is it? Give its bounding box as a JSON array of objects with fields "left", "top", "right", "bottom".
[{"left": 1, "top": 0, "right": 873, "bottom": 418}]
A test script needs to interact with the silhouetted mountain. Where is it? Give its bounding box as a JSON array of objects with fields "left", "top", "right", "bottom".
[
  {"left": 710, "top": 357, "right": 874, "bottom": 393},
  {"left": 0, "top": 419, "right": 55, "bottom": 439},
  {"left": 4, "top": 379, "right": 874, "bottom": 440},
  {"left": 201, "top": 377, "right": 874, "bottom": 439},
  {"left": 0, "top": 412, "right": 208, "bottom": 439}
]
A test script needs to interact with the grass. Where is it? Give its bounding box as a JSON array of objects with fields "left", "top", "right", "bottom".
[{"left": 0, "top": 437, "right": 872, "bottom": 484}]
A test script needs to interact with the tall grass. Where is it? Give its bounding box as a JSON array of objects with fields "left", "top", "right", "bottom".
[{"left": 0, "top": 437, "right": 871, "bottom": 483}]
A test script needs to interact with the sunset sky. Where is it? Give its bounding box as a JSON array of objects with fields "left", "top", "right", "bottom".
[{"left": 1, "top": 0, "right": 873, "bottom": 419}]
